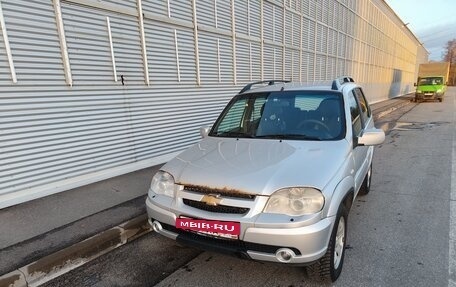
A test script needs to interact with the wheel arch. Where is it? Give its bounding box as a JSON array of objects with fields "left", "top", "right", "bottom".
[{"left": 326, "top": 176, "right": 355, "bottom": 217}]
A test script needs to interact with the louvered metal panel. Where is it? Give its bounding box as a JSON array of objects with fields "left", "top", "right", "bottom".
[
  {"left": 0, "top": 0, "right": 427, "bottom": 207},
  {"left": 61, "top": 3, "right": 119, "bottom": 84},
  {"left": 0, "top": 31, "right": 8, "bottom": 84},
  {"left": 302, "top": 17, "right": 313, "bottom": 51},
  {"left": 100, "top": 0, "right": 136, "bottom": 10},
  {"left": 263, "top": 1, "right": 274, "bottom": 42},
  {"left": 218, "top": 36, "right": 233, "bottom": 83},
  {"left": 248, "top": 0, "right": 260, "bottom": 38},
  {"left": 315, "top": 54, "right": 326, "bottom": 81},
  {"left": 274, "top": 5, "right": 283, "bottom": 44},
  {"left": 169, "top": 1, "right": 192, "bottom": 22},
  {"left": 284, "top": 10, "right": 292, "bottom": 46},
  {"left": 234, "top": 0, "right": 248, "bottom": 36},
  {"left": 301, "top": 51, "right": 313, "bottom": 82},
  {"left": 142, "top": 0, "right": 168, "bottom": 17},
  {"left": 327, "top": 56, "right": 336, "bottom": 80},
  {"left": 196, "top": 0, "right": 216, "bottom": 27},
  {"left": 316, "top": 23, "right": 327, "bottom": 54},
  {"left": 321, "top": 0, "right": 329, "bottom": 25},
  {"left": 310, "top": 2, "right": 318, "bottom": 20},
  {"left": 235, "top": 40, "right": 250, "bottom": 84},
  {"left": 174, "top": 27, "right": 197, "bottom": 83},
  {"left": 292, "top": 13, "right": 300, "bottom": 48},
  {"left": 328, "top": 29, "right": 337, "bottom": 56},
  {"left": 1, "top": 0, "right": 65, "bottom": 86},
  {"left": 284, "top": 48, "right": 292, "bottom": 80},
  {"left": 263, "top": 45, "right": 274, "bottom": 79},
  {"left": 145, "top": 20, "right": 179, "bottom": 83},
  {"left": 274, "top": 46, "right": 283, "bottom": 79},
  {"left": 216, "top": 0, "right": 231, "bottom": 31},
  {"left": 198, "top": 32, "right": 219, "bottom": 84},
  {"left": 250, "top": 42, "right": 261, "bottom": 80}
]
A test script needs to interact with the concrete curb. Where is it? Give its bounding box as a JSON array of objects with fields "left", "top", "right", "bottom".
[{"left": 0, "top": 214, "right": 151, "bottom": 287}]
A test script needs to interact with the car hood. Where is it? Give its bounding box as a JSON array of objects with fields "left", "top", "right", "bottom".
[
  {"left": 418, "top": 84, "right": 442, "bottom": 91},
  {"left": 163, "top": 137, "right": 350, "bottom": 196}
]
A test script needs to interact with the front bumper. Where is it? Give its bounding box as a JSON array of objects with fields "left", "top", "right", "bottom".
[
  {"left": 415, "top": 92, "right": 443, "bottom": 100},
  {"left": 146, "top": 196, "right": 335, "bottom": 264}
]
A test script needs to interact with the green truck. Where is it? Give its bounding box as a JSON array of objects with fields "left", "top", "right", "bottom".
[{"left": 414, "top": 62, "right": 450, "bottom": 102}]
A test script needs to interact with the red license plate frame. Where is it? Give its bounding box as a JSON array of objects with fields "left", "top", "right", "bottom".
[{"left": 176, "top": 217, "right": 240, "bottom": 239}]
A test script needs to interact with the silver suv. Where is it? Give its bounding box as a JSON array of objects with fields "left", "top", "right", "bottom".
[{"left": 146, "top": 77, "right": 385, "bottom": 282}]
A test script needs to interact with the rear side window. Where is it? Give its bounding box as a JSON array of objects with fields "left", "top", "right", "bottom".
[{"left": 353, "top": 88, "right": 371, "bottom": 123}]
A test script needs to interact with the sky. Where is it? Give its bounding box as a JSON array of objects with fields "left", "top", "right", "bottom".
[{"left": 385, "top": 0, "right": 456, "bottom": 61}]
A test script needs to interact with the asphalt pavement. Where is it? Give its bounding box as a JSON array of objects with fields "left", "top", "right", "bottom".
[{"left": 0, "top": 92, "right": 421, "bottom": 287}]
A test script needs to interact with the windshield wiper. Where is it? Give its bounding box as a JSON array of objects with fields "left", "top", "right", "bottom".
[
  {"left": 255, "top": 134, "right": 322, "bottom": 140},
  {"left": 213, "top": 131, "right": 253, "bottom": 138}
]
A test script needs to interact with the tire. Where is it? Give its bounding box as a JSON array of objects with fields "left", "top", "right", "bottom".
[
  {"left": 358, "top": 164, "right": 372, "bottom": 196},
  {"left": 307, "top": 205, "right": 348, "bottom": 282},
  {"left": 438, "top": 98, "right": 443, "bottom": 102}
]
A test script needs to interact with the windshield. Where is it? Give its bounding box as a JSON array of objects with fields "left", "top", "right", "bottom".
[
  {"left": 418, "top": 77, "right": 444, "bottom": 85},
  {"left": 210, "top": 91, "right": 345, "bottom": 141}
]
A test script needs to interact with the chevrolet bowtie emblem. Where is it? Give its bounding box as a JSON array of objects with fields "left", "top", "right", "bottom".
[{"left": 201, "top": 194, "right": 222, "bottom": 206}]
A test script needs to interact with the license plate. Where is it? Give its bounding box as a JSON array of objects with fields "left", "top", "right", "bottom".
[
  {"left": 176, "top": 218, "right": 240, "bottom": 239},
  {"left": 424, "top": 93, "right": 433, "bottom": 96}
]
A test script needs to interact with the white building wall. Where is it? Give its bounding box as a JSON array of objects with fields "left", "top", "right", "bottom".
[{"left": 0, "top": 0, "right": 424, "bottom": 208}]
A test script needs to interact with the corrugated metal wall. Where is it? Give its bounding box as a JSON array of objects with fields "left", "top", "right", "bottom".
[{"left": 0, "top": 0, "right": 425, "bottom": 208}]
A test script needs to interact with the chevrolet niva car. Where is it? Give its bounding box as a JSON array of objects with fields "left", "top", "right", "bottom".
[{"left": 146, "top": 77, "right": 385, "bottom": 282}]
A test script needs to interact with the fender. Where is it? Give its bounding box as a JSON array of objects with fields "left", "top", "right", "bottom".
[{"left": 326, "top": 176, "right": 355, "bottom": 217}]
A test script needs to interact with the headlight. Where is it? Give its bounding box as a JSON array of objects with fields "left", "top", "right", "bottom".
[
  {"left": 150, "top": 171, "right": 175, "bottom": 197},
  {"left": 264, "top": 187, "right": 324, "bottom": 216},
  {"left": 416, "top": 90, "right": 422, "bottom": 93},
  {"left": 437, "top": 89, "right": 442, "bottom": 93}
]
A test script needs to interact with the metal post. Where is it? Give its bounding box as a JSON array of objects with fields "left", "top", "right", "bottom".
[
  {"left": 260, "top": 0, "right": 264, "bottom": 80},
  {"left": 0, "top": 0, "right": 16, "bottom": 83},
  {"left": 192, "top": 0, "right": 201, "bottom": 85},
  {"left": 137, "top": 0, "right": 150, "bottom": 86},
  {"left": 282, "top": 2, "right": 285, "bottom": 80},
  {"left": 299, "top": 13, "right": 303, "bottom": 82},
  {"left": 166, "top": 0, "right": 171, "bottom": 17},
  {"left": 174, "top": 29, "right": 181, "bottom": 82},
  {"left": 214, "top": 0, "right": 218, "bottom": 29},
  {"left": 106, "top": 17, "right": 117, "bottom": 82},
  {"left": 53, "top": 0, "right": 72, "bottom": 86},
  {"left": 217, "top": 39, "right": 221, "bottom": 82},
  {"left": 231, "top": 0, "right": 237, "bottom": 85},
  {"left": 249, "top": 42, "right": 252, "bottom": 81}
]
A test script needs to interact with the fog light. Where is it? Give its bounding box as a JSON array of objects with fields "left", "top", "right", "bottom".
[{"left": 275, "top": 248, "right": 295, "bottom": 263}]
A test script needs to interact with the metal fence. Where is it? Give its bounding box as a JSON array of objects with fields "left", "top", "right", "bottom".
[{"left": 0, "top": 0, "right": 427, "bottom": 207}]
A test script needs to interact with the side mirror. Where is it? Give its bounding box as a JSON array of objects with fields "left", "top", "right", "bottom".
[
  {"left": 358, "top": 128, "right": 385, "bottom": 146},
  {"left": 200, "top": 126, "right": 211, "bottom": 138},
  {"left": 413, "top": 83, "right": 417, "bottom": 87}
]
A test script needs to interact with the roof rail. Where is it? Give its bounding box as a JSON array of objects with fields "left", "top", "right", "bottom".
[
  {"left": 331, "top": 76, "right": 355, "bottom": 90},
  {"left": 239, "top": 80, "right": 291, "bottom": 94}
]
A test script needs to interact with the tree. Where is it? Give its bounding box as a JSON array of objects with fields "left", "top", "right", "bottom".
[{"left": 443, "top": 39, "right": 456, "bottom": 64}]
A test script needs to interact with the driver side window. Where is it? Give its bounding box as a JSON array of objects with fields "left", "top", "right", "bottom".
[{"left": 347, "top": 92, "right": 362, "bottom": 136}]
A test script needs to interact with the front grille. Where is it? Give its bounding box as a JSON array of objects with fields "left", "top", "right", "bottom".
[
  {"left": 160, "top": 222, "right": 301, "bottom": 255},
  {"left": 183, "top": 198, "right": 249, "bottom": 214},
  {"left": 183, "top": 184, "right": 255, "bottom": 200}
]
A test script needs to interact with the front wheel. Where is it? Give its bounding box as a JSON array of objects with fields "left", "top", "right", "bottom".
[{"left": 307, "top": 205, "right": 348, "bottom": 282}]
